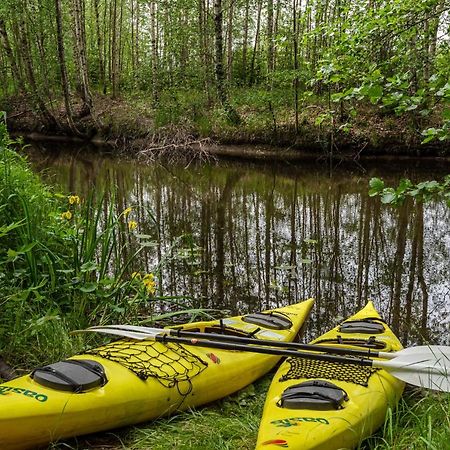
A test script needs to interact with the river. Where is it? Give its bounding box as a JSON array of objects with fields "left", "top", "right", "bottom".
[{"left": 26, "top": 144, "right": 450, "bottom": 346}]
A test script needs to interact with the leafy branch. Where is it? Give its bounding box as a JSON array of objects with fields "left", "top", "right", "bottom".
[{"left": 368, "top": 176, "right": 450, "bottom": 206}]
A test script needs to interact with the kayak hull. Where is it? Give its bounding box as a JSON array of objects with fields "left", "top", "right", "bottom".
[
  {"left": 256, "top": 301, "right": 405, "bottom": 450},
  {"left": 0, "top": 299, "right": 314, "bottom": 450}
]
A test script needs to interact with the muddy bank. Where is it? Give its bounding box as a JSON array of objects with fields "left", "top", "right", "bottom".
[{"left": 4, "top": 95, "right": 449, "bottom": 160}]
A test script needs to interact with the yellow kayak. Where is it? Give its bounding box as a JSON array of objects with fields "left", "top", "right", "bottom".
[
  {"left": 0, "top": 299, "right": 314, "bottom": 450},
  {"left": 256, "top": 301, "right": 405, "bottom": 450}
]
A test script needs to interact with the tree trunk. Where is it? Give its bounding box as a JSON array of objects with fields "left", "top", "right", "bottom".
[
  {"left": 150, "top": 0, "right": 159, "bottom": 106},
  {"left": 293, "top": 0, "right": 300, "bottom": 132},
  {"left": 242, "top": 0, "right": 249, "bottom": 84},
  {"left": 274, "top": 0, "right": 281, "bottom": 71},
  {"left": 249, "top": 0, "right": 263, "bottom": 86},
  {"left": 93, "top": 0, "right": 106, "bottom": 94},
  {"left": 214, "top": 0, "right": 226, "bottom": 103},
  {"left": 214, "top": 0, "right": 240, "bottom": 123},
  {"left": 18, "top": 17, "right": 57, "bottom": 127},
  {"left": 54, "top": 0, "right": 77, "bottom": 132},
  {"left": 198, "top": 0, "right": 211, "bottom": 97},
  {"left": 226, "top": 0, "right": 234, "bottom": 82},
  {"left": 267, "top": 0, "right": 274, "bottom": 75},
  {"left": 70, "top": 0, "right": 93, "bottom": 115},
  {"left": 111, "top": 0, "right": 119, "bottom": 98},
  {"left": 0, "top": 19, "right": 25, "bottom": 93}
]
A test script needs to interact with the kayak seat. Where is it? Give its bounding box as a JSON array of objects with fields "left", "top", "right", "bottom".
[
  {"left": 31, "top": 359, "right": 107, "bottom": 393},
  {"left": 339, "top": 319, "right": 385, "bottom": 334},
  {"left": 277, "top": 380, "right": 348, "bottom": 410},
  {"left": 315, "top": 335, "right": 387, "bottom": 349},
  {"left": 242, "top": 312, "right": 292, "bottom": 330}
]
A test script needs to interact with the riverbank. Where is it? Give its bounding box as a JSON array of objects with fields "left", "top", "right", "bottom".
[{"left": 3, "top": 92, "right": 449, "bottom": 161}]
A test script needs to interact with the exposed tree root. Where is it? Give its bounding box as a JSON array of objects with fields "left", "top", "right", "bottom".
[{"left": 136, "top": 126, "right": 217, "bottom": 164}]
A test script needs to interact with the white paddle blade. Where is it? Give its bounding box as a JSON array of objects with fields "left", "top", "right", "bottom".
[
  {"left": 72, "top": 327, "right": 156, "bottom": 340},
  {"left": 380, "top": 345, "right": 450, "bottom": 361},
  {"left": 374, "top": 353, "right": 450, "bottom": 392},
  {"left": 88, "top": 324, "right": 169, "bottom": 335}
]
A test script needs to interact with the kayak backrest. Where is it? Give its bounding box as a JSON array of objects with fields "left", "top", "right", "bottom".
[
  {"left": 241, "top": 312, "right": 292, "bottom": 330},
  {"left": 31, "top": 359, "right": 107, "bottom": 393},
  {"left": 339, "top": 319, "right": 385, "bottom": 334},
  {"left": 277, "top": 380, "right": 348, "bottom": 410}
]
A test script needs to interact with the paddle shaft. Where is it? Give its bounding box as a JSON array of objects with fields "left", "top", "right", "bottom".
[
  {"left": 157, "top": 335, "right": 448, "bottom": 380},
  {"left": 156, "top": 334, "right": 375, "bottom": 367},
  {"left": 164, "top": 328, "right": 392, "bottom": 359}
]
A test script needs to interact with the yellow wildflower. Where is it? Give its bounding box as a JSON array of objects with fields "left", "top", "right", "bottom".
[
  {"left": 131, "top": 271, "right": 141, "bottom": 280},
  {"left": 61, "top": 210, "right": 72, "bottom": 220},
  {"left": 68, "top": 195, "right": 81, "bottom": 205},
  {"left": 128, "top": 220, "right": 138, "bottom": 231},
  {"left": 142, "top": 273, "right": 156, "bottom": 295},
  {"left": 122, "top": 207, "right": 132, "bottom": 218}
]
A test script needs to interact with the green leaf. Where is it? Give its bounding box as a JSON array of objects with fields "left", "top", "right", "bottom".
[
  {"left": 18, "top": 242, "right": 37, "bottom": 253},
  {"left": 80, "top": 261, "right": 98, "bottom": 272},
  {"left": 381, "top": 189, "right": 397, "bottom": 204},
  {"left": 330, "top": 74, "right": 341, "bottom": 83},
  {"left": 331, "top": 93, "right": 344, "bottom": 102},
  {"left": 397, "top": 179, "right": 413, "bottom": 194},
  {"left": 368, "top": 85, "right": 383, "bottom": 103},
  {"left": 7, "top": 249, "right": 18, "bottom": 258},
  {"left": 79, "top": 282, "right": 97, "bottom": 293},
  {"left": 368, "top": 177, "right": 384, "bottom": 196}
]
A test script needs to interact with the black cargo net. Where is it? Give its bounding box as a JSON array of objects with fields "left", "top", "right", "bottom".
[
  {"left": 86, "top": 339, "right": 208, "bottom": 388},
  {"left": 280, "top": 357, "right": 379, "bottom": 387}
]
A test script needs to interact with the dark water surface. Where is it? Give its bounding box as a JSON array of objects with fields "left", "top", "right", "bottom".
[{"left": 26, "top": 145, "right": 450, "bottom": 345}]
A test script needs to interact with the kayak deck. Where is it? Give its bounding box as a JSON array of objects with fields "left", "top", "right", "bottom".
[
  {"left": 256, "top": 301, "right": 405, "bottom": 450},
  {"left": 0, "top": 299, "right": 314, "bottom": 450}
]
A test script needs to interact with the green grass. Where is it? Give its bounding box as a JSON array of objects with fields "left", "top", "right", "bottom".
[
  {"left": 125, "top": 380, "right": 269, "bottom": 450},
  {"left": 363, "top": 389, "right": 450, "bottom": 450},
  {"left": 125, "top": 385, "right": 450, "bottom": 450}
]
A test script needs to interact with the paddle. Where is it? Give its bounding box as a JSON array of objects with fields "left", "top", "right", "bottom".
[
  {"left": 81, "top": 324, "right": 450, "bottom": 363},
  {"left": 73, "top": 326, "right": 450, "bottom": 392}
]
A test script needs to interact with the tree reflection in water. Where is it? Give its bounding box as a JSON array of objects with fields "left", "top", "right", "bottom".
[{"left": 28, "top": 147, "right": 450, "bottom": 346}]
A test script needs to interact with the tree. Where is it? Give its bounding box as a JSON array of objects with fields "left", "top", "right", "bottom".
[{"left": 213, "top": 0, "right": 240, "bottom": 123}]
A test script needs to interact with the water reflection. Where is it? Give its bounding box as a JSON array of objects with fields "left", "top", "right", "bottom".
[{"left": 27, "top": 145, "right": 450, "bottom": 346}]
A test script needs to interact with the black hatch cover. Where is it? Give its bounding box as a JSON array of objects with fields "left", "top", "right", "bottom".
[
  {"left": 31, "top": 359, "right": 107, "bottom": 393},
  {"left": 339, "top": 319, "right": 385, "bottom": 334},
  {"left": 278, "top": 380, "right": 348, "bottom": 410},
  {"left": 242, "top": 312, "right": 292, "bottom": 330}
]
